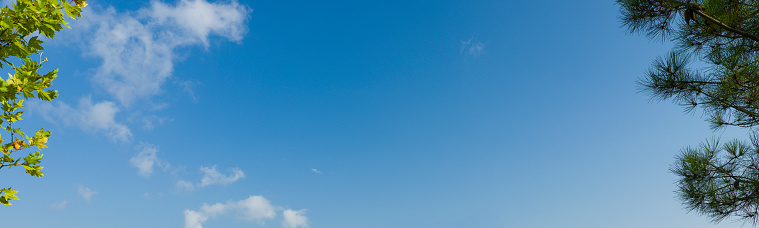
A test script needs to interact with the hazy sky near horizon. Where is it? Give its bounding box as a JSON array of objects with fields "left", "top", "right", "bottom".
[{"left": 0, "top": 0, "right": 754, "bottom": 227}]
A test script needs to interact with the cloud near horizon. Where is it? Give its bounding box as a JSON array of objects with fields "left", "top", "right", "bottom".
[
  {"left": 184, "top": 195, "right": 310, "bottom": 228},
  {"left": 184, "top": 195, "right": 277, "bottom": 228},
  {"left": 282, "top": 209, "right": 309, "bottom": 228}
]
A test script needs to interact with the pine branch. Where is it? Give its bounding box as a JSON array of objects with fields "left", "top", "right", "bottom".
[{"left": 691, "top": 6, "right": 759, "bottom": 43}]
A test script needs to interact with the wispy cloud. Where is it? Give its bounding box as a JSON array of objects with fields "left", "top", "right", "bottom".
[
  {"left": 78, "top": 186, "right": 97, "bottom": 203},
  {"left": 139, "top": 114, "right": 173, "bottom": 130},
  {"left": 30, "top": 97, "right": 131, "bottom": 142},
  {"left": 176, "top": 180, "right": 196, "bottom": 191},
  {"left": 68, "top": 0, "right": 250, "bottom": 107},
  {"left": 184, "top": 195, "right": 276, "bottom": 228},
  {"left": 200, "top": 166, "right": 245, "bottom": 186},
  {"left": 32, "top": 0, "right": 250, "bottom": 142},
  {"left": 177, "top": 166, "right": 245, "bottom": 191},
  {"left": 461, "top": 37, "right": 485, "bottom": 56},
  {"left": 149, "top": 0, "right": 249, "bottom": 46},
  {"left": 176, "top": 80, "right": 199, "bottom": 102},
  {"left": 31, "top": 0, "right": 252, "bottom": 183},
  {"left": 311, "top": 168, "right": 322, "bottom": 174},
  {"left": 49, "top": 185, "right": 98, "bottom": 210},
  {"left": 130, "top": 143, "right": 171, "bottom": 177},
  {"left": 48, "top": 200, "right": 69, "bottom": 211},
  {"left": 282, "top": 209, "right": 309, "bottom": 228}
]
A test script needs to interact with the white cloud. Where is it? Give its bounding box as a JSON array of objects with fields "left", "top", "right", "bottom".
[
  {"left": 184, "top": 209, "right": 208, "bottom": 228},
  {"left": 31, "top": 0, "right": 250, "bottom": 142},
  {"left": 237, "top": 195, "right": 278, "bottom": 222},
  {"left": 30, "top": 97, "right": 131, "bottom": 142},
  {"left": 68, "top": 0, "right": 250, "bottom": 106},
  {"left": 178, "top": 166, "right": 245, "bottom": 191},
  {"left": 78, "top": 186, "right": 97, "bottom": 202},
  {"left": 149, "top": 0, "right": 250, "bottom": 46},
  {"left": 49, "top": 200, "right": 69, "bottom": 211},
  {"left": 176, "top": 80, "right": 199, "bottom": 102},
  {"left": 184, "top": 195, "right": 276, "bottom": 228},
  {"left": 311, "top": 168, "right": 322, "bottom": 174},
  {"left": 282, "top": 209, "right": 309, "bottom": 228},
  {"left": 140, "top": 114, "right": 173, "bottom": 130},
  {"left": 461, "top": 37, "right": 485, "bottom": 56},
  {"left": 176, "top": 180, "right": 196, "bottom": 191},
  {"left": 130, "top": 143, "right": 170, "bottom": 177},
  {"left": 200, "top": 166, "right": 245, "bottom": 186},
  {"left": 29, "top": 0, "right": 249, "bottom": 144}
]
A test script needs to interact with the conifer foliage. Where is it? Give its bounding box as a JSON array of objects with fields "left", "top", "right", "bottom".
[{"left": 0, "top": 0, "right": 85, "bottom": 205}]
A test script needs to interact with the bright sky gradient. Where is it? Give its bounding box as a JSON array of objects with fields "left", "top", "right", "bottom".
[{"left": 0, "top": 0, "right": 755, "bottom": 227}]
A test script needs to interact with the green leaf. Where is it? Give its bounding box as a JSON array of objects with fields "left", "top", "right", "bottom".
[
  {"left": 1, "top": 188, "right": 19, "bottom": 205},
  {"left": 22, "top": 164, "right": 43, "bottom": 177},
  {"left": 23, "top": 151, "right": 42, "bottom": 165}
]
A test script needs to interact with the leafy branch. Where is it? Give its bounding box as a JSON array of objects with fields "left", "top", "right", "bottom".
[{"left": 0, "top": 0, "right": 85, "bottom": 206}]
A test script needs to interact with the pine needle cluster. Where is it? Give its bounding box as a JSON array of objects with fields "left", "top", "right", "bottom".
[{"left": 619, "top": 0, "right": 759, "bottom": 224}]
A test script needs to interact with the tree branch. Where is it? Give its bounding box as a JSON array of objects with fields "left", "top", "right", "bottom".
[{"left": 693, "top": 9, "right": 759, "bottom": 43}]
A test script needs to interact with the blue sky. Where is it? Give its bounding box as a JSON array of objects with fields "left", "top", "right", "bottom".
[{"left": 0, "top": 0, "right": 754, "bottom": 227}]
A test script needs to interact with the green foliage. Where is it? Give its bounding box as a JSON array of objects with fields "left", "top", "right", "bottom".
[
  {"left": 672, "top": 138, "right": 759, "bottom": 222},
  {"left": 619, "top": 0, "right": 759, "bottom": 224},
  {"left": 0, "top": 0, "right": 85, "bottom": 206},
  {"left": 0, "top": 188, "right": 18, "bottom": 205}
]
